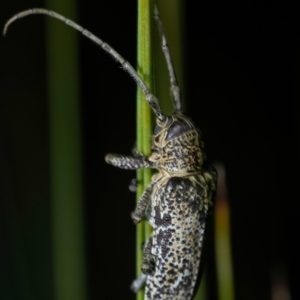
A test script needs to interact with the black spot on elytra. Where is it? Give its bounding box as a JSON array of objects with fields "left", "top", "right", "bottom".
[
  {"left": 154, "top": 206, "right": 172, "bottom": 227},
  {"left": 157, "top": 228, "right": 172, "bottom": 258},
  {"left": 154, "top": 206, "right": 162, "bottom": 226},
  {"left": 189, "top": 197, "right": 200, "bottom": 212},
  {"left": 168, "top": 278, "right": 176, "bottom": 284},
  {"left": 199, "top": 210, "right": 207, "bottom": 223},
  {"left": 167, "top": 269, "right": 176, "bottom": 276},
  {"left": 163, "top": 213, "right": 171, "bottom": 225},
  {"left": 182, "top": 276, "right": 192, "bottom": 288}
]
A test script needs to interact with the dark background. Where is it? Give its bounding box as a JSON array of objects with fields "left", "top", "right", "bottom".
[{"left": 0, "top": 0, "right": 298, "bottom": 299}]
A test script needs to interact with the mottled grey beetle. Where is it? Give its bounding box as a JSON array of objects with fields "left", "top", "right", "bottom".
[{"left": 4, "top": 5, "right": 217, "bottom": 300}]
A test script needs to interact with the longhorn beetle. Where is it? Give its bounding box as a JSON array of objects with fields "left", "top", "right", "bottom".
[{"left": 4, "top": 5, "right": 217, "bottom": 300}]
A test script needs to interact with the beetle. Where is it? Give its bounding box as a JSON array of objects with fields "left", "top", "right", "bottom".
[{"left": 4, "top": 5, "right": 217, "bottom": 300}]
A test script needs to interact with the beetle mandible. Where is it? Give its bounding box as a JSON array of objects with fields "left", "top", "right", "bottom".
[{"left": 4, "top": 5, "right": 217, "bottom": 300}]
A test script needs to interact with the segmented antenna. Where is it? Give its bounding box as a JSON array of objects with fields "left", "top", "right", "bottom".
[{"left": 3, "top": 8, "right": 166, "bottom": 122}]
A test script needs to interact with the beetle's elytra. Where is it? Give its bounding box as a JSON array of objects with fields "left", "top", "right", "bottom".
[{"left": 4, "top": 4, "right": 217, "bottom": 300}]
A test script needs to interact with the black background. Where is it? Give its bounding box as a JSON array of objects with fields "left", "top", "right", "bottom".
[{"left": 0, "top": 0, "right": 298, "bottom": 299}]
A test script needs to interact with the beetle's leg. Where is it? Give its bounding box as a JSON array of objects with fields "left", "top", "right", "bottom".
[
  {"left": 131, "top": 274, "right": 147, "bottom": 293},
  {"left": 105, "top": 153, "right": 153, "bottom": 170},
  {"left": 131, "top": 144, "right": 144, "bottom": 158},
  {"left": 130, "top": 236, "right": 155, "bottom": 292},
  {"left": 128, "top": 178, "right": 138, "bottom": 192},
  {"left": 131, "top": 182, "right": 154, "bottom": 224},
  {"left": 154, "top": 5, "right": 181, "bottom": 112},
  {"left": 141, "top": 236, "right": 155, "bottom": 275},
  {"left": 127, "top": 145, "right": 145, "bottom": 192}
]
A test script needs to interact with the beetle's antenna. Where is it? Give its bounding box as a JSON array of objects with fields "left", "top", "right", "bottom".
[
  {"left": 3, "top": 8, "right": 166, "bottom": 122},
  {"left": 153, "top": 5, "right": 182, "bottom": 112}
]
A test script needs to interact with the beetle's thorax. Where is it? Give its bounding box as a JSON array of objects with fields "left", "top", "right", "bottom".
[{"left": 150, "top": 113, "right": 206, "bottom": 176}]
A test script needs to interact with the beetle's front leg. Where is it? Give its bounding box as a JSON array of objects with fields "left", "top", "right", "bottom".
[
  {"left": 127, "top": 146, "right": 147, "bottom": 192},
  {"left": 105, "top": 153, "right": 152, "bottom": 170},
  {"left": 131, "top": 182, "right": 154, "bottom": 224}
]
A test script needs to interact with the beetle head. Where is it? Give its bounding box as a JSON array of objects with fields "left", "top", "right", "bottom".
[{"left": 153, "top": 113, "right": 196, "bottom": 146}]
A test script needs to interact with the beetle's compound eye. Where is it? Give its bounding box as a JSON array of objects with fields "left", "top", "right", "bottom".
[{"left": 153, "top": 124, "right": 162, "bottom": 134}]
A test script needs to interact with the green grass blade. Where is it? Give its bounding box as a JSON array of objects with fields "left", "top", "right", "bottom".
[
  {"left": 45, "top": 0, "right": 87, "bottom": 299},
  {"left": 155, "top": 0, "right": 185, "bottom": 114},
  {"left": 194, "top": 271, "right": 208, "bottom": 300},
  {"left": 136, "top": 1, "right": 184, "bottom": 300},
  {"left": 136, "top": 1, "right": 154, "bottom": 300},
  {"left": 215, "top": 164, "right": 235, "bottom": 300}
]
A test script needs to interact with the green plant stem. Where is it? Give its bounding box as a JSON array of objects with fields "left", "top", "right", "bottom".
[
  {"left": 136, "top": 1, "right": 154, "bottom": 300},
  {"left": 136, "top": 1, "right": 185, "bottom": 299},
  {"left": 155, "top": 0, "right": 185, "bottom": 114},
  {"left": 215, "top": 165, "right": 235, "bottom": 300},
  {"left": 193, "top": 271, "right": 208, "bottom": 300}
]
